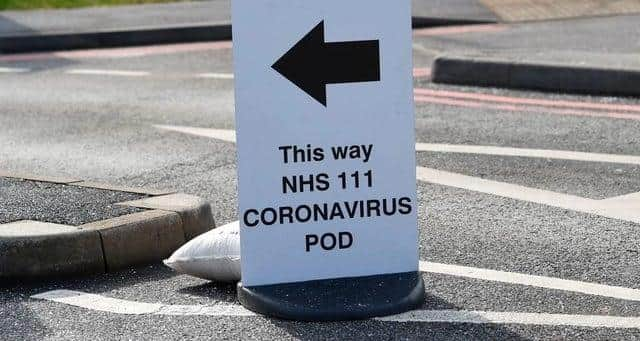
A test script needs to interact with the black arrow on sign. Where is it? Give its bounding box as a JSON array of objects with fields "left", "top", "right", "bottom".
[{"left": 272, "top": 21, "right": 381, "bottom": 107}]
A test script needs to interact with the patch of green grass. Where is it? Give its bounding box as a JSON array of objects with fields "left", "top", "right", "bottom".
[{"left": 0, "top": 0, "right": 185, "bottom": 10}]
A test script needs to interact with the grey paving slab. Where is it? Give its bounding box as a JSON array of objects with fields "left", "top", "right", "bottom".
[
  {"left": 413, "top": 0, "right": 498, "bottom": 22},
  {"left": 0, "top": 177, "right": 146, "bottom": 226},
  {"left": 0, "top": 0, "right": 494, "bottom": 38},
  {"left": 0, "top": 1, "right": 230, "bottom": 37},
  {"left": 411, "top": 14, "right": 640, "bottom": 95},
  {"left": 479, "top": 0, "right": 640, "bottom": 22},
  {"left": 0, "top": 1, "right": 232, "bottom": 52}
]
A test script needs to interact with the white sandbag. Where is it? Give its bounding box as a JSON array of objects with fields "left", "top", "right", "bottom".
[{"left": 164, "top": 221, "right": 241, "bottom": 282}]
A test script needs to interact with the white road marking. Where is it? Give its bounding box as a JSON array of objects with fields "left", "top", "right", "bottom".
[
  {"left": 416, "top": 167, "right": 640, "bottom": 224},
  {"left": 31, "top": 290, "right": 640, "bottom": 328},
  {"left": 605, "top": 192, "right": 640, "bottom": 202},
  {"left": 32, "top": 290, "right": 163, "bottom": 314},
  {"left": 415, "top": 143, "right": 640, "bottom": 166},
  {"left": 153, "top": 125, "right": 640, "bottom": 293},
  {"left": 599, "top": 192, "right": 640, "bottom": 217},
  {"left": 420, "top": 261, "right": 640, "bottom": 302},
  {"left": 197, "top": 73, "right": 235, "bottom": 79},
  {"left": 31, "top": 290, "right": 254, "bottom": 316},
  {"left": 154, "top": 125, "right": 237, "bottom": 143},
  {"left": 66, "top": 69, "right": 150, "bottom": 77},
  {"left": 377, "top": 310, "right": 640, "bottom": 328},
  {"left": 153, "top": 125, "right": 640, "bottom": 223},
  {"left": 153, "top": 126, "right": 640, "bottom": 166},
  {"left": 0, "top": 67, "right": 30, "bottom": 73}
]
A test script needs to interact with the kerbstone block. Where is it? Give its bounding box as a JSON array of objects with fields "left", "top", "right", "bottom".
[
  {"left": 82, "top": 210, "right": 185, "bottom": 271},
  {"left": 118, "top": 194, "right": 216, "bottom": 240},
  {"left": 0, "top": 221, "right": 105, "bottom": 278}
]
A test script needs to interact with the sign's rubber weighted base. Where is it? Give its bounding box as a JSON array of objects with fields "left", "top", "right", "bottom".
[{"left": 237, "top": 272, "right": 425, "bottom": 321}]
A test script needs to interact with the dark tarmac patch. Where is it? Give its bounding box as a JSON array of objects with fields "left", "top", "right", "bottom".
[{"left": 0, "top": 177, "right": 146, "bottom": 226}]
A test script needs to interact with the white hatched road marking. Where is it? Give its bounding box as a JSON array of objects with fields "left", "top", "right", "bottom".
[
  {"left": 0, "top": 67, "right": 30, "bottom": 73},
  {"left": 415, "top": 143, "right": 640, "bottom": 166},
  {"left": 31, "top": 290, "right": 254, "bottom": 316},
  {"left": 66, "top": 69, "right": 150, "bottom": 77},
  {"left": 150, "top": 126, "right": 640, "bottom": 305},
  {"left": 376, "top": 310, "right": 640, "bottom": 328},
  {"left": 197, "top": 73, "right": 235, "bottom": 79},
  {"left": 153, "top": 125, "right": 640, "bottom": 225},
  {"left": 420, "top": 262, "right": 640, "bottom": 302},
  {"left": 155, "top": 125, "right": 237, "bottom": 143},
  {"left": 31, "top": 290, "right": 640, "bottom": 328},
  {"left": 416, "top": 167, "right": 640, "bottom": 224},
  {"left": 154, "top": 125, "right": 640, "bottom": 166}
]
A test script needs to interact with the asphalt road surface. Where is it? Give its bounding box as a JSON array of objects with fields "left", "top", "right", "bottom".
[{"left": 1, "top": 16, "right": 640, "bottom": 340}]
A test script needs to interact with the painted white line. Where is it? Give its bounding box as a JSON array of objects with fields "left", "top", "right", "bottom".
[
  {"left": 175, "top": 217, "right": 640, "bottom": 303},
  {"left": 603, "top": 191, "right": 640, "bottom": 202},
  {"left": 147, "top": 124, "right": 640, "bottom": 319},
  {"left": 197, "top": 73, "right": 234, "bottom": 79},
  {"left": 210, "top": 220, "right": 640, "bottom": 301},
  {"left": 154, "top": 125, "right": 237, "bottom": 143},
  {"left": 153, "top": 125, "right": 640, "bottom": 223},
  {"left": 153, "top": 126, "right": 640, "bottom": 166},
  {"left": 377, "top": 310, "right": 640, "bottom": 328},
  {"left": 420, "top": 261, "right": 640, "bottom": 302},
  {"left": 416, "top": 167, "right": 640, "bottom": 224},
  {"left": 32, "top": 290, "right": 163, "bottom": 314},
  {"left": 601, "top": 192, "right": 640, "bottom": 213},
  {"left": 31, "top": 290, "right": 640, "bottom": 328},
  {"left": 0, "top": 67, "right": 29, "bottom": 73},
  {"left": 66, "top": 69, "right": 150, "bottom": 77},
  {"left": 415, "top": 143, "right": 640, "bottom": 166},
  {"left": 31, "top": 290, "right": 255, "bottom": 316}
]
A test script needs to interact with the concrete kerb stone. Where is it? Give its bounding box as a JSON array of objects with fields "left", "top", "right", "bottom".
[
  {"left": 0, "top": 23, "right": 233, "bottom": 53},
  {"left": 80, "top": 210, "right": 185, "bottom": 272},
  {"left": 411, "top": 17, "right": 496, "bottom": 29},
  {"left": 0, "top": 171, "right": 81, "bottom": 185},
  {"left": 117, "top": 193, "right": 216, "bottom": 241},
  {"left": 70, "top": 181, "right": 176, "bottom": 196},
  {"left": 0, "top": 172, "right": 216, "bottom": 279},
  {"left": 0, "top": 221, "right": 105, "bottom": 278},
  {"left": 0, "top": 18, "right": 496, "bottom": 53},
  {"left": 432, "top": 55, "right": 640, "bottom": 97}
]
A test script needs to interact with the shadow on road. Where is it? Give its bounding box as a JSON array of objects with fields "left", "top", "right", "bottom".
[
  {"left": 178, "top": 281, "right": 238, "bottom": 304},
  {"left": 1, "top": 263, "right": 176, "bottom": 295},
  {"left": 269, "top": 294, "right": 531, "bottom": 340}
]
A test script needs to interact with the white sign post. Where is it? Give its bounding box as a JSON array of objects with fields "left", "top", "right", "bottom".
[{"left": 232, "top": 0, "right": 424, "bottom": 320}]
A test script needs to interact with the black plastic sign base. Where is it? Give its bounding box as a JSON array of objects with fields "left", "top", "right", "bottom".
[{"left": 237, "top": 272, "right": 425, "bottom": 321}]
